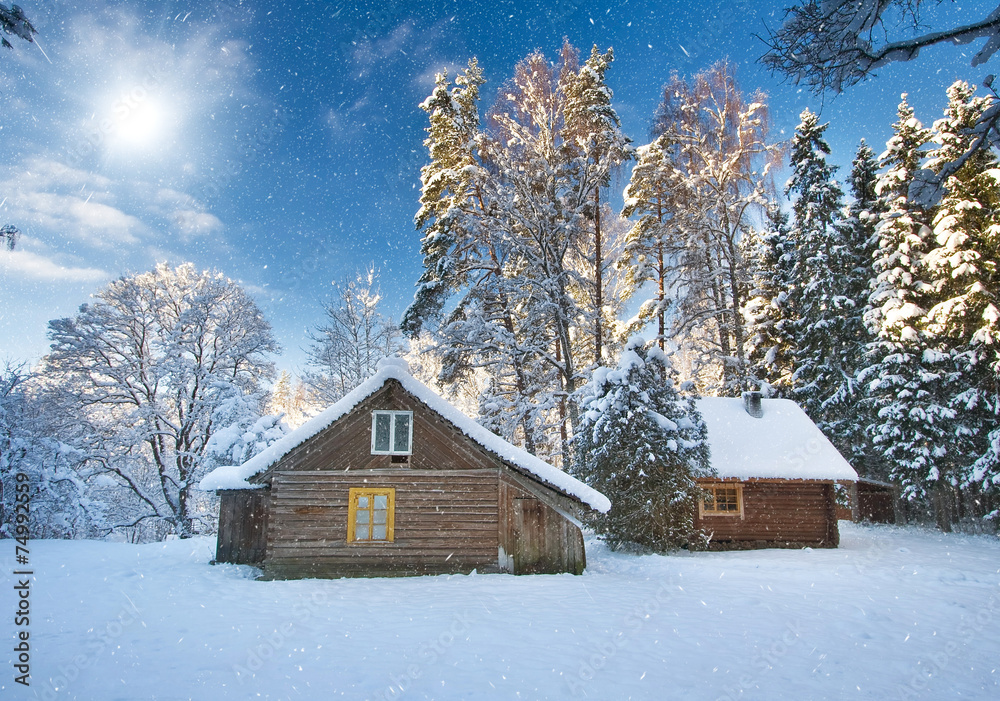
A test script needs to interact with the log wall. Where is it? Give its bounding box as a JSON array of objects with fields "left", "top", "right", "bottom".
[
  {"left": 857, "top": 481, "right": 897, "bottom": 524},
  {"left": 263, "top": 469, "right": 501, "bottom": 579},
  {"left": 695, "top": 479, "right": 839, "bottom": 549}
]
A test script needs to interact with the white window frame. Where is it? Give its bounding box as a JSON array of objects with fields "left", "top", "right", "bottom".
[{"left": 370, "top": 410, "right": 413, "bottom": 455}]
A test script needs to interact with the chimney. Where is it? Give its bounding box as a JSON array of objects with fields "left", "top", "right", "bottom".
[{"left": 742, "top": 391, "right": 763, "bottom": 418}]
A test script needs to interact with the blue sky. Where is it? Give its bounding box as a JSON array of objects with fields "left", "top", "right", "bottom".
[{"left": 1, "top": 0, "right": 994, "bottom": 375}]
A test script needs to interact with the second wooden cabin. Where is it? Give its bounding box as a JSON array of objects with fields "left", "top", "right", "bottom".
[
  {"left": 200, "top": 357, "right": 610, "bottom": 578},
  {"left": 693, "top": 393, "right": 858, "bottom": 549}
]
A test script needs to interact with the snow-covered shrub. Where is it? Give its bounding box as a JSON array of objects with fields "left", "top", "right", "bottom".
[{"left": 574, "top": 338, "right": 712, "bottom": 551}]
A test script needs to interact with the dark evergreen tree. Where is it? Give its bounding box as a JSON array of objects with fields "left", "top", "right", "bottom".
[
  {"left": 743, "top": 205, "right": 797, "bottom": 396},
  {"left": 784, "top": 110, "right": 854, "bottom": 446},
  {"left": 830, "top": 140, "right": 886, "bottom": 474},
  {"left": 574, "top": 338, "right": 712, "bottom": 551},
  {"left": 0, "top": 4, "right": 35, "bottom": 52}
]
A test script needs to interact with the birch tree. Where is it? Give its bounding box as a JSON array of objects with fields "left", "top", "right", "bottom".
[
  {"left": 623, "top": 63, "right": 779, "bottom": 395},
  {"left": 306, "top": 266, "right": 403, "bottom": 405}
]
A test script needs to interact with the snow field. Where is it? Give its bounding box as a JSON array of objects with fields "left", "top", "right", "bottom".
[{"left": 2, "top": 523, "right": 998, "bottom": 700}]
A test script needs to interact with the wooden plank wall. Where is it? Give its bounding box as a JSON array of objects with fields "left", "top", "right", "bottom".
[
  {"left": 263, "top": 469, "right": 500, "bottom": 579},
  {"left": 215, "top": 489, "right": 270, "bottom": 564},
  {"left": 695, "top": 480, "right": 839, "bottom": 549},
  {"left": 498, "top": 476, "right": 586, "bottom": 575}
]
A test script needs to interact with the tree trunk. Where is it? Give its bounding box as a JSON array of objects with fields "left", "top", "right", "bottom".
[
  {"left": 934, "top": 482, "right": 953, "bottom": 533},
  {"left": 594, "top": 190, "right": 603, "bottom": 367}
]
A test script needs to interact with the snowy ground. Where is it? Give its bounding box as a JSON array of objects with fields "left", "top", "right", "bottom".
[{"left": 2, "top": 523, "right": 998, "bottom": 700}]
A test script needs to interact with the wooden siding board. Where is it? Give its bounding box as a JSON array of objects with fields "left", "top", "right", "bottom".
[{"left": 500, "top": 473, "right": 585, "bottom": 575}]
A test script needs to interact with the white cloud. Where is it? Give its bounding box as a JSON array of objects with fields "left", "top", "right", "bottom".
[
  {"left": 9, "top": 191, "right": 145, "bottom": 247},
  {"left": 0, "top": 249, "right": 109, "bottom": 283},
  {"left": 173, "top": 210, "right": 224, "bottom": 237}
]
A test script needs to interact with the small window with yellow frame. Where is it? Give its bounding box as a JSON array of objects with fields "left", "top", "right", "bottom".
[
  {"left": 347, "top": 487, "right": 395, "bottom": 542},
  {"left": 699, "top": 483, "right": 743, "bottom": 518}
]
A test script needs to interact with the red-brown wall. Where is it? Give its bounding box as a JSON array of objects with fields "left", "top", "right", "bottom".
[{"left": 695, "top": 479, "right": 839, "bottom": 549}]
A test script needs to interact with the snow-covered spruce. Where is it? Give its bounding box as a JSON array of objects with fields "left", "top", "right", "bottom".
[
  {"left": 861, "top": 94, "right": 962, "bottom": 524},
  {"left": 742, "top": 205, "right": 797, "bottom": 396},
  {"left": 574, "top": 339, "right": 711, "bottom": 551}
]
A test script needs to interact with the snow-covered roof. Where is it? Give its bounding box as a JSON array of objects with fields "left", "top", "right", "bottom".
[
  {"left": 695, "top": 397, "right": 859, "bottom": 481},
  {"left": 199, "top": 357, "right": 611, "bottom": 513}
]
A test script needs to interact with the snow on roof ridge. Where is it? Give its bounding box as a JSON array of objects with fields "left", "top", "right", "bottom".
[{"left": 199, "top": 363, "right": 611, "bottom": 513}]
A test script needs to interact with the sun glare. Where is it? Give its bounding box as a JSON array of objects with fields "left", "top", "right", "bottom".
[
  {"left": 102, "top": 92, "right": 174, "bottom": 154},
  {"left": 117, "top": 101, "right": 163, "bottom": 145}
]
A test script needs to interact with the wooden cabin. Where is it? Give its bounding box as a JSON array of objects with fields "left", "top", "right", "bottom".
[
  {"left": 693, "top": 394, "right": 858, "bottom": 549},
  {"left": 200, "top": 358, "right": 610, "bottom": 578}
]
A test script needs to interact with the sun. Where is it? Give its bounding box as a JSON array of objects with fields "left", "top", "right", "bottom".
[
  {"left": 102, "top": 92, "right": 175, "bottom": 154},
  {"left": 116, "top": 100, "right": 164, "bottom": 146}
]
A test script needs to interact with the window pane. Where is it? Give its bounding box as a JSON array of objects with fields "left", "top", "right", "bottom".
[
  {"left": 373, "top": 509, "right": 387, "bottom": 525},
  {"left": 393, "top": 413, "right": 411, "bottom": 453},
  {"left": 374, "top": 414, "right": 392, "bottom": 452},
  {"left": 357, "top": 496, "right": 369, "bottom": 509},
  {"left": 374, "top": 494, "right": 387, "bottom": 509},
  {"left": 355, "top": 509, "right": 369, "bottom": 525},
  {"left": 371, "top": 525, "right": 387, "bottom": 540}
]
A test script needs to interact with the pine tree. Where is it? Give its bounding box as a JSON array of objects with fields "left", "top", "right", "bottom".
[
  {"left": 833, "top": 140, "right": 886, "bottom": 475},
  {"left": 743, "top": 205, "right": 797, "bottom": 395},
  {"left": 785, "top": 109, "right": 857, "bottom": 450},
  {"left": 924, "top": 82, "right": 1000, "bottom": 523},
  {"left": 403, "top": 45, "right": 631, "bottom": 466},
  {"left": 621, "top": 134, "right": 678, "bottom": 351},
  {"left": 574, "top": 338, "right": 712, "bottom": 551},
  {"left": 861, "top": 94, "right": 961, "bottom": 529},
  {"left": 0, "top": 4, "right": 35, "bottom": 53}
]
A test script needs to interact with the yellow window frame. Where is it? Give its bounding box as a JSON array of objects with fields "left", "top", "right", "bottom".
[
  {"left": 699, "top": 483, "right": 744, "bottom": 518},
  {"left": 347, "top": 487, "right": 395, "bottom": 542}
]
